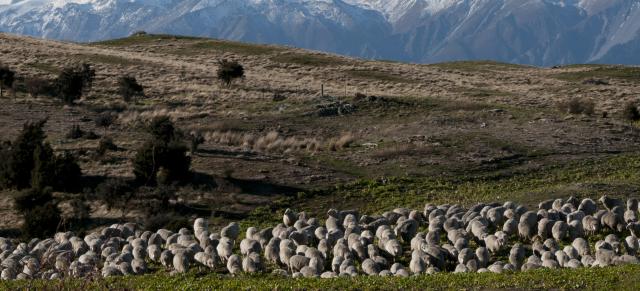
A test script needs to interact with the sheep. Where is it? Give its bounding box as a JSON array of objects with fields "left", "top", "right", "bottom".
[
  {"left": 288, "top": 255, "right": 310, "bottom": 273},
  {"left": 216, "top": 237, "right": 234, "bottom": 262},
  {"left": 578, "top": 199, "right": 597, "bottom": 215},
  {"left": 220, "top": 222, "right": 240, "bottom": 240},
  {"left": 172, "top": 251, "right": 189, "bottom": 273},
  {"left": 551, "top": 221, "right": 567, "bottom": 241},
  {"left": 484, "top": 235, "right": 505, "bottom": 254},
  {"left": 361, "top": 258, "right": 380, "bottom": 275},
  {"left": 600, "top": 195, "right": 624, "bottom": 211},
  {"left": 227, "top": 255, "right": 242, "bottom": 275}
]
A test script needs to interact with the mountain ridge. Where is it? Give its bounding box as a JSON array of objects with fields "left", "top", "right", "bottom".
[{"left": 1, "top": 0, "right": 639, "bottom": 66}]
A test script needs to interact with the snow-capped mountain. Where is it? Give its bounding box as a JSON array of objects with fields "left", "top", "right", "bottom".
[{"left": 1, "top": 0, "right": 639, "bottom": 66}]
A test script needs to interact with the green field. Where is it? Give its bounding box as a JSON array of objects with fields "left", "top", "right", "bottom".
[{"left": 4, "top": 265, "right": 639, "bottom": 290}]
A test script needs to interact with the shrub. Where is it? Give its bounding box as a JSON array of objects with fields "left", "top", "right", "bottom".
[
  {"left": 14, "top": 187, "right": 54, "bottom": 212},
  {"left": 24, "top": 77, "right": 52, "bottom": 98},
  {"left": 51, "top": 152, "right": 82, "bottom": 192},
  {"left": 66, "top": 125, "right": 85, "bottom": 139},
  {"left": 189, "top": 132, "right": 205, "bottom": 154},
  {"left": 95, "top": 112, "right": 115, "bottom": 134},
  {"left": 132, "top": 117, "right": 191, "bottom": 185},
  {"left": 22, "top": 202, "right": 61, "bottom": 238},
  {"left": 55, "top": 64, "right": 95, "bottom": 104},
  {"left": 96, "top": 137, "right": 117, "bottom": 156},
  {"left": 149, "top": 116, "right": 176, "bottom": 143},
  {"left": 0, "top": 65, "right": 16, "bottom": 98},
  {"left": 0, "top": 120, "right": 81, "bottom": 191},
  {"left": 558, "top": 98, "right": 595, "bottom": 115},
  {"left": 622, "top": 102, "right": 640, "bottom": 121},
  {"left": 216, "top": 59, "right": 244, "bottom": 86},
  {"left": 118, "top": 75, "right": 144, "bottom": 102},
  {"left": 94, "top": 178, "right": 134, "bottom": 211},
  {"left": 0, "top": 120, "right": 47, "bottom": 189},
  {"left": 133, "top": 140, "right": 191, "bottom": 185}
]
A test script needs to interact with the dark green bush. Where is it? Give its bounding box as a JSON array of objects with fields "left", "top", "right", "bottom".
[
  {"left": 0, "top": 120, "right": 47, "bottom": 190},
  {"left": 14, "top": 187, "right": 54, "bottom": 212},
  {"left": 55, "top": 63, "right": 95, "bottom": 104},
  {"left": 132, "top": 117, "right": 191, "bottom": 185},
  {"left": 217, "top": 59, "right": 244, "bottom": 86},
  {"left": 622, "top": 102, "right": 640, "bottom": 121},
  {"left": 22, "top": 202, "right": 61, "bottom": 238},
  {"left": 0, "top": 120, "right": 81, "bottom": 191},
  {"left": 0, "top": 65, "right": 16, "bottom": 98},
  {"left": 94, "top": 178, "right": 134, "bottom": 211}
]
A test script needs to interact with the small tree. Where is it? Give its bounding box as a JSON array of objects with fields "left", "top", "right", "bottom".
[
  {"left": 132, "top": 117, "right": 191, "bottom": 185},
  {"left": 95, "top": 112, "right": 115, "bottom": 135},
  {"left": 216, "top": 60, "right": 244, "bottom": 87},
  {"left": 0, "top": 119, "right": 81, "bottom": 191},
  {"left": 118, "top": 75, "right": 144, "bottom": 102},
  {"left": 0, "top": 120, "right": 47, "bottom": 190},
  {"left": 14, "top": 187, "right": 61, "bottom": 238},
  {"left": 55, "top": 63, "right": 95, "bottom": 105},
  {"left": 0, "top": 65, "right": 15, "bottom": 98},
  {"left": 95, "top": 178, "right": 134, "bottom": 214},
  {"left": 22, "top": 202, "right": 61, "bottom": 238},
  {"left": 623, "top": 101, "right": 640, "bottom": 121}
]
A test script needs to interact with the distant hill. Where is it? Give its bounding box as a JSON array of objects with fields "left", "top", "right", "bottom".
[{"left": 1, "top": 0, "right": 640, "bottom": 66}]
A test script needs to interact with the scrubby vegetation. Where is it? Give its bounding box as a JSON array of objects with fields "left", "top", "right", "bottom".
[
  {"left": 132, "top": 116, "right": 191, "bottom": 185},
  {"left": 118, "top": 75, "right": 144, "bottom": 102},
  {"left": 0, "top": 64, "right": 15, "bottom": 98},
  {"left": 2, "top": 33, "right": 640, "bottom": 288},
  {"left": 54, "top": 63, "right": 95, "bottom": 104},
  {"left": 216, "top": 59, "right": 244, "bottom": 86}
]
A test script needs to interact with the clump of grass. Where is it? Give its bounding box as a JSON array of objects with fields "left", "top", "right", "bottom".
[
  {"left": 557, "top": 97, "right": 595, "bottom": 115},
  {"left": 327, "top": 132, "right": 355, "bottom": 151},
  {"left": 204, "top": 130, "right": 322, "bottom": 154}
]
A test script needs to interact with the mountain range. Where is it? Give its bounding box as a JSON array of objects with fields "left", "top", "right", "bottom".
[{"left": 1, "top": 0, "right": 640, "bottom": 66}]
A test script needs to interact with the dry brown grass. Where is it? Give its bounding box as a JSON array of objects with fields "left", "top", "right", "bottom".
[{"left": 204, "top": 130, "right": 322, "bottom": 154}]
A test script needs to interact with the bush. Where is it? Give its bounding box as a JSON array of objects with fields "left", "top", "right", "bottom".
[
  {"left": 0, "top": 120, "right": 82, "bottom": 191},
  {"left": 96, "top": 137, "right": 117, "bottom": 156},
  {"left": 132, "top": 117, "right": 191, "bottom": 185},
  {"left": 118, "top": 75, "right": 144, "bottom": 102},
  {"left": 24, "top": 77, "right": 52, "bottom": 98},
  {"left": 55, "top": 64, "right": 95, "bottom": 104},
  {"left": 22, "top": 202, "right": 61, "bottom": 238},
  {"left": 189, "top": 132, "right": 205, "bottom": 154},
  {"left": 217, "top": 59, "right": 244, "bottom": 86},
  {"left": 66, "top": 125, "right": 85, "bottom": 139},
  {"left": 558, "top": 98, "right": 595, "bottom": 115},
  {"left": 13, "top": 187, "right": 53, "bottom": 212},
  {"left": 94, "top": 178, "right": 134, "bottom": 211},
  {"left": 149, "top": 116, "right": 176, "bottom": 142},
  {"left": 51, "top": 152, "right": 82, "bottom": 192},
  {"left": 0, "top": 120, "right": 47, "bottom": 189},
  {"left": 622, "top": 102, "right": 640, "bottom": 121},
  {"left": 0, "top": 65, "right": 16, "bottom": 98},
  {"left": 95, "top": 112, "right": 115, "bottom": 134}
]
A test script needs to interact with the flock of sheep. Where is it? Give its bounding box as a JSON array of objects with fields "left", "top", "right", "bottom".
[{"left": 2, "top": 195, "right": 640, "bottom": 280}]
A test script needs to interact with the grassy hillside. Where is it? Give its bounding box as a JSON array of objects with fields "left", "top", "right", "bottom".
[{"left": 1, "top": 34, "right": 640, "bottom": 289}]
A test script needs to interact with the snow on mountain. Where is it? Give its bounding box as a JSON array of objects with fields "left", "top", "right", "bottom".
[{"left": 0, "top": 0, "right": 639, "bottom": 66}]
